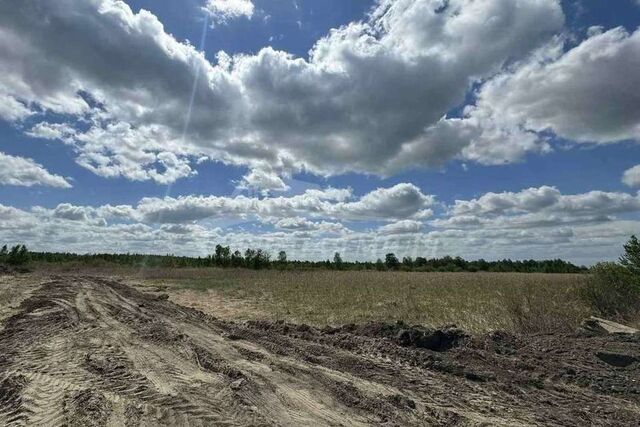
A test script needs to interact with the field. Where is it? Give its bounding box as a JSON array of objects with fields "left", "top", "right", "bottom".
[
  {"left": 124, "top": 269, "right": 591, "bottom": 334},
  {"left": 0, "top": 268, "right": 638, "bottom": 425}
]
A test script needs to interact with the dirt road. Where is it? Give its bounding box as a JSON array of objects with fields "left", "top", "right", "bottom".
[{"left": 0, "top": 276, "right": 638, "bottom": 426}]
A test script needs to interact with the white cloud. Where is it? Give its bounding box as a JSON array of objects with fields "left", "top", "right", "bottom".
[
  {"left": 465, "top": 27, "right": 640, "bottom": 156},
  {"left": 4, "top": 1, "right": 640, "bottom": 183},
  {"left": 432, "top": 186, "right": 640, "bottom": 230},
  {"left": 133, "top": 183, "right": 435, "bottom": 223},
  {"left": 0, "top": 0, "right": 565, "bottom": 184},
  {"left": 236, "top": 168, "right": 290, "bottom": 194},
  {"left": 271, "top": 217, "right": 348, "bottom": 234},
  {"left": 390, "top": 25, "right": 640, "bottom": 166},
  {"left": 203, "top": 0, "right": 254, "bottom": 25},
  {"left": 449, "top": 186, "right": 640, "bottom": 217},
  {"left": 52, "top": 203, "right": 92, "bottom": 221},
  {"left": 1, "top": 198, "right": 638, "bottom": 265},
  {"left": 0, "top": 152, "right": 71, "bottom": 188},
  {"left": 377, "top": 220, "right": 423, "bottom": 235},
  {"left": 2, "top": 180, "right": 640, "bottom": 265},
  {"left": 623, "top": 164, "right": 640, "bottom": 188}
]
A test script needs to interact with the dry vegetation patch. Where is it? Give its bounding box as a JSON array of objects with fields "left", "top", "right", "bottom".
[{"left": 136, "top": 269, "right": 590, "bottom": 334}]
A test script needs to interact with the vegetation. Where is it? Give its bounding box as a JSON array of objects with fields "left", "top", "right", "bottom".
[
  {"left": 142, "top": 270, "right": 590, "bottom": 334},
  {"left": 21, "top": 244, "right": 586, "bottom": 273},
  {"left": 581, "top": 235, "right": 640, "bottom": 321},
  {"left": 0, "top": 244, "right": 30, "bottom": 266},
  {"left": 620, "top": 234, "right": 640, "bottom": 275},
  {"left": 5, "top": 236, "right": 640, "bottom": 333}
]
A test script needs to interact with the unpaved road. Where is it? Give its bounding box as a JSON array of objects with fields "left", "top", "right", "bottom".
[{"left": 0, "top": 276, "right": 639, "bottom": 426}]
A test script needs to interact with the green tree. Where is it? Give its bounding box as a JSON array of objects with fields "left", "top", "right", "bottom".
[
  {"left": 253, "top": 249, "right": 270, "bottom": 269},
  {"left": 278, "top": 251, "right": 287, "bottom": 263},
  {"left": 231, "top": 250, "right": 244, "bottom": 268},
  {"left": 385, "top": 253, "right": 399, "bottom": 270},
  {"left": 0, "top": 245, "right": 7, "bottom": 263},
  {"left": 402, "top": 256, "right": 414, "bottom": 269},
  {"left": 333, "top": 252, "right": 343, "bottom": 270},
  {"left": 244, "top": 248, "right": 256, "bottom": 267},
  {"left": 7, "top": 244, "right": 30, "bottom": 266},
  {"left": 620, "top": 235, "right": 640, "bottom": 275},
  {"left": 214, "top": 244, "right": 231, "bottom": 267}
]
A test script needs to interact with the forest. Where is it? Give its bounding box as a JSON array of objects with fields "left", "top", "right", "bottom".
[{"left": 0, "top": 243, "right": 587, "bottom": 273}]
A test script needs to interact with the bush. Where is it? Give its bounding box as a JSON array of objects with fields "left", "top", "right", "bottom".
[{"left": 580, "top": 262, "right": 640, "bottom": 320}]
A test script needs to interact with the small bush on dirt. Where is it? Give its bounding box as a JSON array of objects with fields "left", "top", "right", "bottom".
[{"left": 581, "top": 262, "right": 640, "bottom": 320}]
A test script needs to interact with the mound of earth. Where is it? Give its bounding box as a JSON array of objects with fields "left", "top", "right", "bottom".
[
  {"left": 0, "top": 275, "right": 638, "bottom": 426},
  {"left": 323, "top": 321, "right": 468, "bottom": 351}
]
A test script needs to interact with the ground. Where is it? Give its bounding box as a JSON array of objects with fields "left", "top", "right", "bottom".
[{"left": 0, "top": 273, "right": 639, "bottom": 426}]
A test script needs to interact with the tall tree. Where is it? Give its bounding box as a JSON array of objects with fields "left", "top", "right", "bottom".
[
  {"left": 620, "top": 235, "right": 640, "bottom": 275},
  {"left": 385, "top": 253, "right": 399, "bottom": 270},
  {"left": 333, "top": 252, "right": 343, "bottom": 270}
]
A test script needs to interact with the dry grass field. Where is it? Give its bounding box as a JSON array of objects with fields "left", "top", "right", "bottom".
[{"left": 122, "top": 268, "right": 593, "bottom": 334}]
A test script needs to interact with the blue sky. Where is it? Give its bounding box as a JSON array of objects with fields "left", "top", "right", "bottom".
[{"left": 0, "top": 0, "right": 640, "bottom": 264}]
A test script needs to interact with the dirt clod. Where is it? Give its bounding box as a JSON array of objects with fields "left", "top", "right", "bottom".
[{"left": 596, "top": 351, "right": 638, "bottom": 368}]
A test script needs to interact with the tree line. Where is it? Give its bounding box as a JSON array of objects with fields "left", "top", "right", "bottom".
[
  {"left": 3, "top": 243, "right": 587, "bottom": 273},
  {"left": 0, "top": 245, "right": 30, "bottom": 266}
]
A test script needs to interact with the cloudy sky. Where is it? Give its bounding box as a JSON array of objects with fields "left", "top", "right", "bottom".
[{"left": 1, "top": 0, "right": 640, "bottom": 265}]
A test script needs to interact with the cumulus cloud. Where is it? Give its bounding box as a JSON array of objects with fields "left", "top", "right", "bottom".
[
  {"left": 0, "top": 0, "right": 565, "bottom": 184},
  {"left": 393, "top": 25, "right": 640, "bottom": 166},
  {"left": 1, "top": 179, "right": 640, "bottom": 265},
  {"left": 52, "top": 204, "right": 92, "bottom": 221},
  {"left": 271, "top": 217, "right": 349, "bottom": 234},
  {"left": 133, "top": 183, "right": 434, "bottom": 223},
  {"left": 623, "top": 164, "right": 640, "bottom": 188},
  {"left": 0, "top": 152, "right": 71, "bottom": 188},
  {"left": 203, "top": 0, "right": 254, "bottom": 25},
  {"left": 449, "top": 186, "right": 640, "bottom": 217},
  {"left": 432, "top": 186, "right": 640, "bottom": 230},
  {"left": 1, "top": 197, "right": 639, "bottom": 265},
  {"left": 236, "top": 168, "right": 290, "bottom": 194},
  {"left": 377, "top": 220, "right": 423, "bottom": 235},
  {"left": 463, "top": 27, "right": 640, "bottom": 159}
]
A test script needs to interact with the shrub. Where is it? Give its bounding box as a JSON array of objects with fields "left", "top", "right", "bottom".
[{"left": 580, "top": 262, "right": 640, "bottom": 320}]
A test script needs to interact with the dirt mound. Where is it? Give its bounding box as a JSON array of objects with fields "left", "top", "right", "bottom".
[
  {"left": 0, "top": 276, "right": 638, "bottom": 426},
  {"left": 324, "top": 321, "right": 468, "bottom": 351}
]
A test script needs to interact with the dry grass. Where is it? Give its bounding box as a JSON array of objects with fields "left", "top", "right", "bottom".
[{"left": 131, "top": 269, "right": 591, "bottom": 334}]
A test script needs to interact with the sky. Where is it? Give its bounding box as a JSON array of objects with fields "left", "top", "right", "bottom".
[{"left": 0, "top": 0, "right": 640, "bottom": 265}]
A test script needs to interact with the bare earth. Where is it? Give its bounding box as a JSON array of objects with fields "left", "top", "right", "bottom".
[{"left": 0, "top": 275, "right": 639, "bottom": 426}]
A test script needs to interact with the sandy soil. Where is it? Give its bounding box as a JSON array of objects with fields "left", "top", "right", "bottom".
[{"left": 0, "top": 274, "right": 638, "bottom": 426}]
